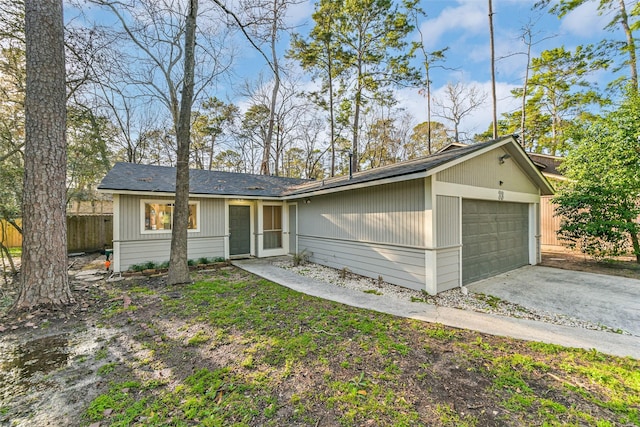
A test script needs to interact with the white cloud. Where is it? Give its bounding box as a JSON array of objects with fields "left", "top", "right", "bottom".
[
  {"left": 419, "top": 1, "right": 487, "bottom": 49},
  {"left": 560, "top": 1, "right": 609, "bottom": 38},
  {"left": 285, "top": 0, "right": 313, "bottom": 27}
]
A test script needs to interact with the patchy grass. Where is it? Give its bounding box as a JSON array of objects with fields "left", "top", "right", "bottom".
[{"left": 83, "top": 268, "right": 640, "bottom": 427}]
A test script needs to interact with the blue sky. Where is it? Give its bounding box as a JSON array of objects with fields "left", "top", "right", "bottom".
[
  {"left": 231, "top": 0, "right": 622, "bottom": 137},
  {"left": 71, "top": 0, "right": 625, "bottom": 139}
]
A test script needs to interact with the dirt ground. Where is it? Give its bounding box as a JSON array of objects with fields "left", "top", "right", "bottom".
[
  {"left": 540, "top": 250, "right": 640, "bottom": 280},
  {"left": 0, "top": 251, "right": 638, "bottom": 426}
]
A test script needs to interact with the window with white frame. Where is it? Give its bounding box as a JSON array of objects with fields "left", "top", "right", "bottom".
[
  {"left": 263, "top": 205, "right": 282, "bottom": 249},
  {"left": 141, "top": 200, "right": 199, "bottom": 233}
]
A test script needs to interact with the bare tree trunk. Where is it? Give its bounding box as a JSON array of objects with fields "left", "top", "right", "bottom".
[
  {"left": 260, "top": 1, "right": 281, "bottom": 176},
  {"left": 14, "top": 0, "right": 72, "bottom": 310},
  {"left": 328, "top": 48, "right": 336, "bottom": 176},
  {"left": 521, "top": 27, "right": 532, "bottom": 149},
  {"left": 168, "top": 0, "right": 197, "bottom": 285},
  {"left": 629, "top": 225, "right": 640, "bottom": 264},
  {"left": 618, "top": 0, "right": 638, "bottom": 92},
  {"left": 352, "top": 59, "right": 363, "bottom": 173},
  {"left": 488, "top": 0, "right": 498, "bottom": 139}
]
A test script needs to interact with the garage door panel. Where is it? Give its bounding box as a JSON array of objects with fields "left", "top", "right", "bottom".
[{"left": 462, "top": 200, "right": 529, "bottom": 284}]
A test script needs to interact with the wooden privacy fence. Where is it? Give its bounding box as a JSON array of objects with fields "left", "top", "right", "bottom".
[
  {"left": 1, "top": 215, "right": 113, "bottom": 252},
  {"left": 540, "top": 196, "right": 563, "bottom": 248}
]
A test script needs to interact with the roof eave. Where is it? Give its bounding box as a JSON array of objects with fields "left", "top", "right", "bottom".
[{"left": 96, "top": 188, "right": 283, "bottom": 200}]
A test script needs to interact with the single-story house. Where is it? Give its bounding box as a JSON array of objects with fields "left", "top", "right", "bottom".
[{"left": 98, "top": 135, "right": 554, "bottom": 294}]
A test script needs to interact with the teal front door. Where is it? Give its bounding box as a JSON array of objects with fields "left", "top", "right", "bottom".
[{"left": 229, "top": 205, "right": 251, "bottom": 256}]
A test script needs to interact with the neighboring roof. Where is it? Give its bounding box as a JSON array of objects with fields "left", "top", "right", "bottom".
[
  {"left": 99, "top": 135, "right": 554, "bottom": 198},
  {"left": 435, "top": 142, "right": 468, "bottom": 154},
  {"left": 527, "top": 153, "right": 564, "bottom": 178},
  {"left": 98, "top": 163, "right": 310, "bottom": 198}
]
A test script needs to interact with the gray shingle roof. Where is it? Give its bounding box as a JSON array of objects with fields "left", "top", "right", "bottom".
[
  {"left": 283, "top": 137, "right": 508, "bottom": 195},
  {"left": 528, "top": 153, "right": 564, "bottom": 177},
  {"left": 98, "top": 163, "right": 311, "bottom": 197},
  {"left": 98, "top": 136, "right": 547, "bottom": 198}
]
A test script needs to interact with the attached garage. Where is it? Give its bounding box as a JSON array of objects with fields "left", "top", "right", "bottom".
[{"left": 461, "top": 200, "right": 529, "bottom": 284}]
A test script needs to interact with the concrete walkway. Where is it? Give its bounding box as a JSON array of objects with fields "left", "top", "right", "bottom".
[{"left": 233, "top": 258, "right": 640, "bottom": 359}]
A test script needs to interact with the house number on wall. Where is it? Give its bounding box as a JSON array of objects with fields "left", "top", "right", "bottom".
[{"left": 498, "top": 190, "right": 505, "bottom": 201}]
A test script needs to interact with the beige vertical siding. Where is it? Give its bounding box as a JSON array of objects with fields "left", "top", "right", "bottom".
[
  {"left": 436, "top": 248, "right": 460, "bottom": 292},
  {"left": 116, "top": 194, "right": 226, "bottom": 270},
  {"left": 295, "top": 178, "right": 428, "bottom": 291},
  {"left": 298, "top": 236, "right": 426, "bottom": 290},
  {"left": 118, "top": 237, "right": 225, "bottom": 271},
  {"left": 297, "top": 179, "right": 426, "bottom": 247},
  {"left": 438, "top": 148, "right": 538, "bottom": 194},
  {"left": 288, "top": 204, "right": 297, "bottom": 254},
  {"left": 436, "top": 195, "right": 460, "bottom": 247},
  {"left": 118, "top": 195, "right": 226, "bottom": 241}
]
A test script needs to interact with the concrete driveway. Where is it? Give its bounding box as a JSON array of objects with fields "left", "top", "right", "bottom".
[{"left": 467, "top": 266, "right": 640, "bottom": 337}]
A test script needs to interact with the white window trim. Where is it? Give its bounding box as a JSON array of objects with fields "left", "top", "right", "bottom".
[{"left": 140, "top": 199, "right": 200, "bottom": 234}]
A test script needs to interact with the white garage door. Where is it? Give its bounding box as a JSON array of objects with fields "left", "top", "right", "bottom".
[{"left": 462, "top": 199, "right": 529, "bottom": 284}]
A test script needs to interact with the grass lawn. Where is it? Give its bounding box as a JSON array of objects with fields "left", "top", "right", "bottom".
[{"left": 81, "top": 267, "right": 639, "bottom": 426}]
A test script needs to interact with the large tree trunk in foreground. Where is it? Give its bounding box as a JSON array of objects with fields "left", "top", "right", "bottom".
[
  {"left": 14, "top": 0, "right": 72, "bottom": 310},
  {"left": 167, "top": 0, "right": 198, "bottom": 285}
]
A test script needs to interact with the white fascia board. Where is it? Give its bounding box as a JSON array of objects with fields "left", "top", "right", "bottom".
[
  {"left": 436, "top": 181, "right": 540, "bottom": 204},
  {"left": 96, "top": 189, "right": 282, "bottom": 201}
]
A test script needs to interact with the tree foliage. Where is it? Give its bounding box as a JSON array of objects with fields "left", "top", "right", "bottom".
[
  {"left": 536, "top": 0, "right": 639, "bottom": 92},
  {"left": 554, "top": 89, "right": 640, "bottom": 262}
]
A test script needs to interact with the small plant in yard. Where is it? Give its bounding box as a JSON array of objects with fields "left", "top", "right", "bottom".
[
  {"left": 186, "top": 330, "right": 211, "bottom": 346},
  {"left": 143, "top": 261, "right": 157, "bottom": 270},
  {"left": 128, "top": 263, "right": 146, "bottom": 272},
  {"left": 97, "top": 362, "right": 118, "bottom": 376},
  {"left": 339, "top": 266, "right": 351, "bottom": 279},
  {"left": 292, "top": 250, "right": 308, "bottom": 267},
  {"left": 348, "top": 372, "right": 368, "bottom": 395},
  {"left": 94, "top": 348, "right": 108, "bottom": 361},
  {"left": 197, "top": 257, "right": 210, "bottom": 265},
  {"left": 475, "top": 293, "right": 503, "bottom": 308},
  {"left": 363, "top": 289, "right": 383, "bottom": 295}
]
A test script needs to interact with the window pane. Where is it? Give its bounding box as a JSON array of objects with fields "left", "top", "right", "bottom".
[
  {"left": 263, "top": 205, "right": 273, "bottom": 230},
  {"left": 158, "top": 205, "right": 172, "bottom": 230},
  {"left": 264, "top": 230, "right": 282, "bottom": 249},
  {"left": 273, "top": 206, "right": 282, "bottom": 229},
  {"left": 144, "top": 201, "right": 198, "bottom": 232},
  {"left": 263, "top": 205, "right": 282, "bottom": 249},
  {"left": 188, "top": 203, "right": 197, "bottom": 230}
]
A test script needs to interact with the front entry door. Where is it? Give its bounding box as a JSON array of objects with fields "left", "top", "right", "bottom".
[{"left": 229, "top": 205, "right": 251, "bottom": 256}]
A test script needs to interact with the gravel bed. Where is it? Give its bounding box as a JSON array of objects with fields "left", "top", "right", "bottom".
[{"left": 272, "top": 259, "right": 627, "bottom": 335}]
